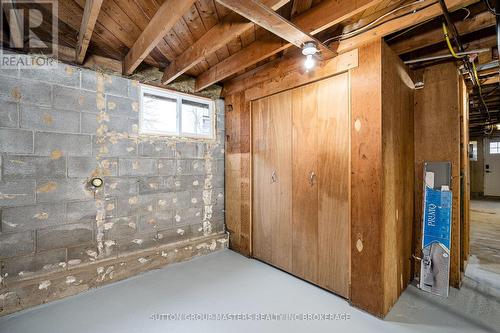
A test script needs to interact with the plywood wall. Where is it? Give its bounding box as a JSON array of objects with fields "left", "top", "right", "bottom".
[
  {"left": 413, "top": 62, "right": 462, "bottom": 288},
  {"left": 350, "top": 40, "right": 414, "bottom": 316}
]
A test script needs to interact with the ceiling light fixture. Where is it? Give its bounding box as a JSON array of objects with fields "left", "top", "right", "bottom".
[{"left": 302, "top": 42, "right": 318, "bottom": 71}]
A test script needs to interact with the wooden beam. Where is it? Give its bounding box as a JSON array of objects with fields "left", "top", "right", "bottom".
[
  {"left": 336, "top": 0, "right": 478, "bottom": 53},
  {"left": 195, "top": 0, "right": 385, "bottom": 91},
  {"left": 75, "top": 0, "right": 103, "bottom": 64},
  {"left": 2, "top": 0, "right": 24, "bottom": 48},
  {"left": 214, "top": 0, "right": 333, "bottom": 54},
  {"left": 123, "top": 0, "right": 197, "bottom": 75},
  {"left": 391, "top": 10, "right": 495, "bottom": 55},
  {"left": 161, "top": 0, "right": 288, "bottom": 85}
]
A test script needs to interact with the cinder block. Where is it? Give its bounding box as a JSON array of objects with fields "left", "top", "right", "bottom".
[
  {"left": 0, "top": 231, "right": 34, "bottom": 259},
  {"left": 2, "top": 155, "right": 66, "bottom": 179},
  {"left": 0, "top": 180, "right": 36, "bottom": 207},
  {"left": 106, "top": 95, "right": 139, "bottom": 118},
  {"left": 0, "top": 75, "right": 51, "bottom": 106},
  {"left": 156, "top": 192, "right": 176, "bottom": 211},
  {"left": 34, "top": 132, "right": 92, "bottom": 156},
  {"left": 158, "top": 159, "right": 176, "bottom": 176},
  {"left": 0, "top": 98, "right": 19, "bottom": 128},
  {"left": 1, "top": 248, "right": 66, "bottom": 280},
  {"left": 104, "top": 74, "right": 129, "bottom": 97},
  {"left": 137, "top": 177, "right": 175, "bottom": 195},
  {"left": 92, "top": 136, "right": 138, "bottom": 157},
  {"left": 36, "top": 179, "right": 93, "bottom": 203},
  {"left": 215, "top": 99, "right": 224, "bottom": 114},
  {"left": 215, "top": 159, "right": 224, "bottom": 174},
  {"left": 103, "top": 216, "right": 138, "bottom": 239},
  {"left": 53, "top": 86, "right": 99, "bottom": 113},
  {"left": 191, "top": 159, "right": 206, "bottom": 176},
  {"left": 20, "top": 104, "right": 80, "bottom": 133},
  {"left": 116, "top": 231, "right": 158, "bottom": 256},
  {"left": 128, "top": 80, "right": 140, "bottom": 99},
  {"left": 36, "top": 222, "right": 93, "bottom": 251},
  {"left": 0, "top": 128, "right": 33, "bottom": 154},
  {"left": 68, "top": 157, "right": 117, "bottom": 178},
  {"left": 174, "top": 206, "right": 203, "bottom": 226},
  {"left": 81, "top": 113, "right": 137, "bottom": 134},
  {"left": 66, "top": 199, "right": 116, "bottom": 223},
  {"left": 138, "top": 212, "right": 173, "bottom": 233},
  {"left": 176, "top": 159, "right": 192, "bottom": 175},
  {"left": 190, "top": 190, "right": 204, "bottom": 207},
  {"left": 119, "top": 158, "right": 158, "bottom": 177},
  {"left": 1, "top": 203, "right": 66, "bottom": 232},
  {"left": 116, "top": 194, "right": 156, "bottom": 217},
  {"left": 139, "top": 142, "right": 175, "bottom": 157},
  {"left": 103, "top": 177, "right": 138, "bottom": 197},
  {"left": 155, "top": 224, "right": 199, "bottom": 246},
  {"left": 213, "top": 173, "right": 224, "bottom": 189},
  {"left": 173, "top": 175, "right": 205, "bottom": 192},
  {"left": 21, "top": 63, "right": 80, "bottom": 87},
  {"left": 176, "top": 142, "right": 205, "bottom": 158},
  {"left": 172, "top": 190, "right": 192, "bottom": 209},
  {"left": 67, "top": 242, "right": 116, "bottom": 265}
]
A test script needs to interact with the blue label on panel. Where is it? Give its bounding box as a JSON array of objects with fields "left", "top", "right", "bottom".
[{"left": 422, "top": 186, "right": 452, "bottom": 250}]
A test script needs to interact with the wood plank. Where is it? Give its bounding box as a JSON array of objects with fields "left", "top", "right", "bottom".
[
  {"left": 391, "top": 10, "right": 496, "bottom": 55},
  {"left": 123, "top": 0, "right": 197, "bottom": 75},
  {"left": 251, "top": 91, "right": 293, "bottom": 270},
  {"left": 161, "top": 0, "right": 289, "bottom": 84},
  {"left": 317, "top": 73, "right": 350, "bottom": 298},
  {"left": 214, "top": 0, "right": 333, "bottom": 54},
  {"left": 75, "top": 0, "right": 104, "bottom": 63},
  {"left": 244, "top": 49, "right": 358, "bottom": 101},
  {"left": 195, "top": 0, "right": 383, "bottom": 91},
  {"left": 413, "top": 62, "right": 462, "bottom": 289},
  {"left": 292, "top": 81, "right": 319, "bottom": 283},
  {"left": 350, "top": 40, "right": 384, "bottom": 317}
]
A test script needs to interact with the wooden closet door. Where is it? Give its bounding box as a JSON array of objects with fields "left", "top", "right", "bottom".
[
  {"left": 292, "top": 83, "right": 319, "bottom": 283},
  {"left": 252, "top": 91, "right": 293, "bottom": 271},
  {"left": 316, "top": 73, "right": 350, "bottom": 298}
]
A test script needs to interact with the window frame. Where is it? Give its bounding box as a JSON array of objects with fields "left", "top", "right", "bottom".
[
  {"left": 139, "top": 84, "right": 215, "bottom": 139},
  {"left": 490, "top": 141, "right": 500, "bottom": 155}
]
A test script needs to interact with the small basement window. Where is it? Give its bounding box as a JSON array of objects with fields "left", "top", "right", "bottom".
[
  {"left": 490, "top": 141, "right": 500, "bottom": 154},
  {"left": 139, "top": 85, "right": 214, "bottom": 139}
]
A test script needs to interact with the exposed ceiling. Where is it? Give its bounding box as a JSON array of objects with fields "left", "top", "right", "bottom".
[{"left": 2, "top": 0, "right": 499, "bottom": 135}]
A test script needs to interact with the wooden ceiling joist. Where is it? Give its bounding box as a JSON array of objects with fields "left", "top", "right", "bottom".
[
  {"left": 214, "top": 0, "right": 334, "bottom": 55},
  {"left": 391, "top": 10, "right": 495, "bottom": 55},
  {"left": 194, "top": 0, "right": 386, "bottom": 91},
  {"left": 123, "top": 0, "right": 197, "bottom": 75},
  {"left": 75, "top": 0, "right": 104, "bottom": 64},
  {"left": 160, "top": 0, "right": 289, "bottom": 85}
]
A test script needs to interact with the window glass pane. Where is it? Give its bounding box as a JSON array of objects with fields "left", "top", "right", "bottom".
[
  {"left": 490, "top": 142, "right": 500, "bottom": 154},
  {"left": 181, "top": 99, "right": 211, "bottom": 136},
  {"left": 142, "top": 93, "right": 177, "bottom": 134}
]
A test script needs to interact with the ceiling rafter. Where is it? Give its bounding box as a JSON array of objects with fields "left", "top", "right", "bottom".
[
  {"left": 194, "top": 0, "right": 386, "bottom": 91},
  {"left": 123, "top": 0, "right": 197, "bottom": 75},
  {"left": 160, "top": 0, "right": 289, "bottom": 85},
  {"left": 75, "top": 0, "right": 104, "bottom": 64}
]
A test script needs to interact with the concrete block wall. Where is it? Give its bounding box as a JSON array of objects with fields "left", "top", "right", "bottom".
[{"left": 0, "top": 61, "right": 225, "bottom": 301}]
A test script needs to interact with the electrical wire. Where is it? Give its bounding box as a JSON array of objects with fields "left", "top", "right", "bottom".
[
  {"left": 322, "top": 0, "right": 428, "bottom": 44},
  {"left": 483, "top": 0, "right": 500, "bottom": 16}
]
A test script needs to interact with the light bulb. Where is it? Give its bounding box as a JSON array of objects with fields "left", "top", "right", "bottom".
[{"left": 304, "top": 54, "right": 315, "bottom": 70}]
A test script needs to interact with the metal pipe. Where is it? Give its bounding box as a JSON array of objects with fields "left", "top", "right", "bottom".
[{"left": 404, "top": 48, "right": 491, "bottom": 64}]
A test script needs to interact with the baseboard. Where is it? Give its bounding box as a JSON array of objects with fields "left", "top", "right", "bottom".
[{"left": 0, "top": 232, "right": 229, "bottom": 316}]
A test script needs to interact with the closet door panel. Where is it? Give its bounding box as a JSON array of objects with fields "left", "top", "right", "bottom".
[
  {"left": 317, "top": 73, "right": 350, "bottom": 298},
  {"left": 292, "top": 83, "right": 319, "bottom": 283},
  {"left": 252, "top": 92, "right": 293, "bottom": 271}
]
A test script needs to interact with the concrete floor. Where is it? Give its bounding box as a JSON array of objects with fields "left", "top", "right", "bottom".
[
  {"left": 1, "top": 249, "right": 499, "bottom": 333},
  {"left": 467, "top": 199, "right": 500, "bottom": 291}
]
